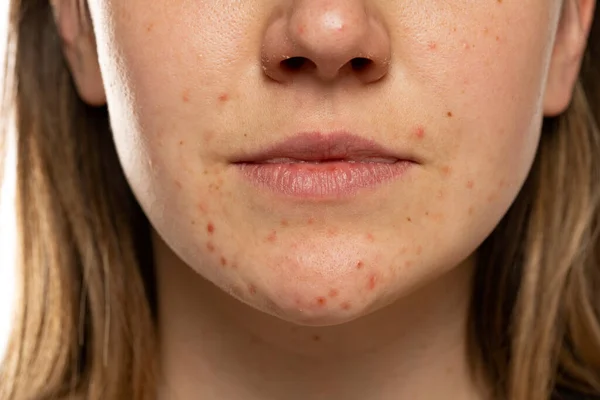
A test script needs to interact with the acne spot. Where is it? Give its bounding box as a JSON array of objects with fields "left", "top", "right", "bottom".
[
  {"left": 220, "top": 256, "right": 228, "bottom": 267},
  {"left": 327, "top": 227, "right": 339, "bottom": 236},
  {"left": 366, "top": 233, "right": 375, "bottom": 242},
  {"left": 442, "top": 166, "right": 452, "bottom": 177},
  {"left": 405, "top": 260, "right": 414, "bottom": 268},
  {"left": 298, "top": 24, "right": 306, "bottom": 34},
  {"left": 182, "top": 89, "right": 191, "bottom": 103},
  {"left": 466, "top": 180, "right": 475, "bottom": 189},
  {"left": 356, "top": 261, "right": 365, "bottom": 270},
  {"left": 416, "top": 245, "right": 423, "bottom": 255},
  {"left": 266, "top": 231, "right": 278, "bottom": 243},
  {"left": 146, "top": 23, "right": 154, "bottom": 32},
  {"left": 414, "top": 126, "right": 426, "bottom": 140},
  {"left": 280, "top": 219, "right": 290, "bottom": 227},
  {"left": 316, "top": 297, "right": 327, "bottom": 307},
  {"left": 496, "top": 36, "right": 501, "bottom": 42},
  {"left": 218, "top": 93, "right": 229, "bottom": 102},
  {"left": 329, "top": 289, "right": 339, "bottom": 298},
  {"left": 368, "top": 274, "right": 378, "bottom": 290},
  {"left": 248, "top": 284, "right": 257, "bottom": 296},
  {"left": 341, "top": 302, "right": 352, "bottom": 311},
  {"left": 437, "top": 189, "right": 445, "bottom": 199},
  {"left": 198, "top": 203, "right": 208, "bottom": 214},
  {"left": 207, "top": 223, "right": 215, "bottom": 234},
  {"left": 206, "top": 242, "right": 215, "bottom": 252},
  {"left": 428, "top": 41, "right": 438, "bottom": 50},
  {"left": 307, "top": 217, "right": 315, "bottom": 225}
]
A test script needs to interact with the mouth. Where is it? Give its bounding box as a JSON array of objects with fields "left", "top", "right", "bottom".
[{"left": 232, "top": 132, "right": 417, "bottom": 200}]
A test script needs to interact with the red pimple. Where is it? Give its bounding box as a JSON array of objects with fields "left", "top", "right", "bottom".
[
  {"left": 207, "top": 223, "right": 215, "bottom": 234},
  {"left": 356, "top": 261, "right": 365, "bottom": 270},
  {"left": 441, "top": 166, "right": 452, "bottom": 176},
  {"left": 307, "top": 217, "right": 315, "bottom": 225},
  {"left": 428, "top": 41, "right": 438, "bottom": 50},
  {"left": 467, "top": 180, "right": 475, "bottom": 189},
  {"left": 218, "top": 93, "right": 229, "bottom": 102},
  {"left": 248, "top": 284, "right": 257, "bottom": 296},
  {"left": 329, "top": 289, "right": 339, "bottom": 298},
  {"left": 182, "top": 89, "right": 191, "bottom": 103},
  {"left": 366, "top": 233, "right": 375, "bottom": 242},
  {"left": 266, "top": 231, "right": 277, "bottom": 243},
  {"left": 368, "top": 274, "right": 377, "bottom": 290},
  {"left": 341, "top": 302, "right": 352, "bottom": 310},
  {"left": 316, "top": 297, "right": 327, "bottom": 307},
  {"left": 220, "top": 256, "right": 228, "bottom": 267},
  {"left": 298, "top": 24, "right": 306, "bottom": 34},
  {"left": 414, "top": 126, "right": 426, "bottom": 140},
  {"left": 405, "top": 260, "right": 414, "bottom": 268},
  {"left": 280, "top": 219, "right": 290, "bottom": 227}
]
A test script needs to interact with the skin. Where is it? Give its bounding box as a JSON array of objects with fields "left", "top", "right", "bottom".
[{"left": 54, "top": 0, "right": 596, "bottom": 398}]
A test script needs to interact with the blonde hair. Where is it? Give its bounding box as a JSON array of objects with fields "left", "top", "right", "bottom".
[{"left": 0, "top": 1, "right": 599, "bottom": 399}]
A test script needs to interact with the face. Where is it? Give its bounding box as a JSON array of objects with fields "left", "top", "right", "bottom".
[{"left": 80, "top": 0, "right": 573, "bottom": 325}]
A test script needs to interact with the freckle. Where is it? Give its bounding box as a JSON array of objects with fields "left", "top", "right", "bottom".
[
  {"left": 191, "top": 220, "right": 196, "bottom": 225},
  {"left": 316, "top": 297, "right": 327, "bottom": 307},
  {"left": 467, "top": 180, "right": 474, "bottom": 189},
  {"left": 146, "top": 23, "right": 154, "bottom": 32},
  {"left": 341, "top": 302, "right": 352, "bottom": 310},
  {"left": 447, "top": 111, "right": 453, "bottom": 118},
  {"left": 368, "top": 274, "right": 377, "bottom": 290},
  {"left": 207, "top": 223, "right": 215, "bottom": 234},
  {"left": 182, "top": 89, "right": 191, "bottom": 103},
  {"left": 329, "top": 289, "right": 339, "bottom": 298},
  {"left": 416, "top": 246, "right": 423, "bottom": 255},
  {"left": 496, "top": 36, "right": 501, "bottom": 41},
  {"left": 248, "top": 284, "right": 257, "bottom": 296},
  {"left": 266, "top": 231, "right": 277, "bottom": 243},
  {"left": 220, "top": 256, "right": 228, "bottom": 267},
  {"left": 356, "top": 261, "right": 364, "bottom": 270},
  {"left": 179, "top": 140, "right": 184, "bottom": 146},
  {"left": 218, "top": 93, "right": 229, "bottom": 102},
  {"left": 206, "top": 242, "right": 215, "bottom": 252},
  {"left": 414, "top": 126, "right": 426, "bottom": 140},
  {"left": 407, "top": 217, "right": 412, "bottom": 222},
  {"left": 313, "top": 335, "right": 321, "bottom": 342},
  {"left": 280, "top": 219, "right": 289, "bottom": 227},
  {"left": 425, "top": 211, "right": 430, "bottom": 216}
]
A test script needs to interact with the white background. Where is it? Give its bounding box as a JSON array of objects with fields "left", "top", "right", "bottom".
[{"left": 1, "top": 0, "right": 16, "bottom": 362}]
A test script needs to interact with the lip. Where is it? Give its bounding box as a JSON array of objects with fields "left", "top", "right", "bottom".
[{"left": 232, "top": 132, "right": 417, "bottom": 199}]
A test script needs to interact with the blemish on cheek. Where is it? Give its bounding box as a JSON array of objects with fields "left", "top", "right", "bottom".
[
  {"left": 366, "top": 233, "right": 375, "bottom": 242},
  {"left": 248, "top": 284, "right": 257, "bottom": 296},
  {"left": 405, "top": 260, "right": 414, "bottom": 268},
  {"left": 441, "top": 165, "right": 452, "bottom": 176},
  {"left": 406, "top": 217, "right": 412, "bottom": 222},
  {"left": 367, "top": 274, "right": 378, "bottom": 290},
  {"left": 447, "top": 111, "right": 453, "bottom": 118},
  {"left": 198, "top": 203, "right": 208, "bottom": 213},
  {"left": 428, "top": 41, "right": 438, "bottom": 51},
  {"left": 416, "top": 245, "right": 423, "bottom": 255},
  {"left": 329, "top": 289, "right": 339, "bottom": 298},
  {"left": 266, "top": 231, "right": 278, "bottom": 243},
  {"left": 298, "top": 24, "right": 306, "bottom": 35},
  {"left": 468, "top": 206, "right": 474, "bottom": 215},
  {"left": 466, "top": 180, "right": 475, "bottom": 189},
  {"left": 327, "top": 227, "right": 339, "bottom": 236},
  {"left": 182, "top": 89, "right": 191, "bottom": 103},
  {"left": 146, "top": 23, "right": 154, "bottom": 32},
  {"left": 207, "top": 223, "right": 215, "bottom": 234},
  {"left": 414, "top": 126, "right": 426, "bottom": 140},
  {"left": 220, "top": 256, "right": 228, "bottom": 267},
  {"left": 341, "top": 302, "right": 352, "bottom": 311},
  {"left": 356, "top": 261, "right": 365, "bottom": 270},
  {"left": 316, "top": 297, "right": 327, "bottom": 307},
  {"left": 218, "top": 93, "right": 229, "bottom": 102},
  {"left": 280, "top": 219, "right": 290, "bottom": 227},
  {"left": 307, "top": 217, "right": 315, "bottom": 225}
]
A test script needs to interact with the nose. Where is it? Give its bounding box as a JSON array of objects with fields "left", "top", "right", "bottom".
[{"left": 261, "top": 1, "right": 391, "bottom": 84}]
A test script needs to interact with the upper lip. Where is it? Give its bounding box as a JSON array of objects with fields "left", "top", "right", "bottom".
[{"left": 231, "top": 132, "right": 415, "bottom": 164}]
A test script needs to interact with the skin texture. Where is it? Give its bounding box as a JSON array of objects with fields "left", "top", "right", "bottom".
[{"left": 54, "top": 0, "right": 596, "bottom": 398}]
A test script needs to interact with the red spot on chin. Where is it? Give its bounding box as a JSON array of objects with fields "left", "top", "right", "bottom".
[
  {"left": 341, "top": 302, "right": 352, "bottom": 310},
  {"left": 220, "top": 256, "right": 228, "bottom": 267},
  {"left": 329, "top": 289, "right": 339, "bottom": 298},
  {"left": 316, "top": 297, "right": 327, "bottom": 307},
  {"left": 267, "top": 231, "right": 277, "bottom": 243},
  {"left": 368, "top": 274, "right": 377, "bottom": 290},
  {"left": 356, "top": 261, "right": 364, "bottom": 270},
  {"left": 414, "top": 126, "right": 426, "bottom": 140},
  {"left": 207, "top": 223, "right": 215, "bottom": 234},
  {"left": 298, "top": 24, "right": 305, "bottom": 34},
  {"left": 248, "top": 284, "right": 257, "bottom": 295},
  {"left": 218, "top": 93, "right": 229, "bottom": 102}
]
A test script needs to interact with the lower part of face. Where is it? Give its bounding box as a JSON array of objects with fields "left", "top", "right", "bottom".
[{"left": 88, "top": 0, "right": 560, "bottom": 325}]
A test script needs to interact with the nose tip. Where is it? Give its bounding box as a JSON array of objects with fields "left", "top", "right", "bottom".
[{"left": 261, "top": 2, "right": 391, "bottom": 84}]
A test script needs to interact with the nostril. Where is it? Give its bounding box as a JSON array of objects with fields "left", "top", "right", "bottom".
[
  {"left": 281, "top": 57, "right": 310, "bottom": 71},
  {"left": 350, "top": 58, "right": 373, "bottom": 71}
]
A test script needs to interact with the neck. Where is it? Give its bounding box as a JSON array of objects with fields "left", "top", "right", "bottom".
[{"left": 153, "top": 233, "right": 485, "bottom": 400}]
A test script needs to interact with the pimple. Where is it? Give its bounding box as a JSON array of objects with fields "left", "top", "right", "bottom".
[
  {"left": 146, "top": 23, "right": 154, "bottom": 32},
  {"left": 182, "top": 89, "right": 191, "bottom": 103},
  {"left": 329, "top": 289, "right": 339, "bottom": 298},
  {"left": 356, "top": 261, "right": 365, "bottom": 270},
  {"left": 466, "top": 180, "right": 475, "bottom": 189},
  {"left": 405, "top": 260, "right": 414, "bottom": 268},
  {"left": 341, "top": 302, "right": 352, "bottom": 311},
  {"left": 198, "top": 203, "right": 208, "bottom": 213},
  {"left": 280, "top": 219, "right": 290, "bottom": 227},
  {"left": 327, "top": 227, "right": 339, "bottom": 236},
  {"left": 416, "top": 245, "right": 423, "bottom": 255},
  {"left": 428, "top": 41, "right": 438, "bottom": 50},
  {"left": 266, "top": 231, "right": 278, "bottom": 243},
  {"left": 307, "top": 217, "right": 315, "bottom": 225},
  {"left": 368, "top": 274, "right": 377, "bottom": 290},
  {"left": 207, "top": 223, "right": 215, "bottom": 234},
  {"left": 248, "top": 284, "right": 257, "bottom": 296},
  {"left": 220, "top": 256, "right": 228, "bottom": 267},
  {"left": 316, "top": 297, "right": 327, "bottom": 307},
  {"left": 414, "top": 126, "right": 426, "bottom": 140},
  {"left": 298, "top": 24, "right": 306, "bottom": 34},
  {"left": 218, "top": 93, "right": 229, "bottom": 102},
  {"left": 366, "top": 233, "right": 375, "bottom": 242},
  {"left": 468, "top": 206, "right": 474, "bottom": 215},
  {"left": 206, "top": 242, "right": 215, "bottom": 252}
]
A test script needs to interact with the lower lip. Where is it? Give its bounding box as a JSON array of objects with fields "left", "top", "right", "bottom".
[{"left": 235, "top": 161, "right": 413, "bottom": 199}]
